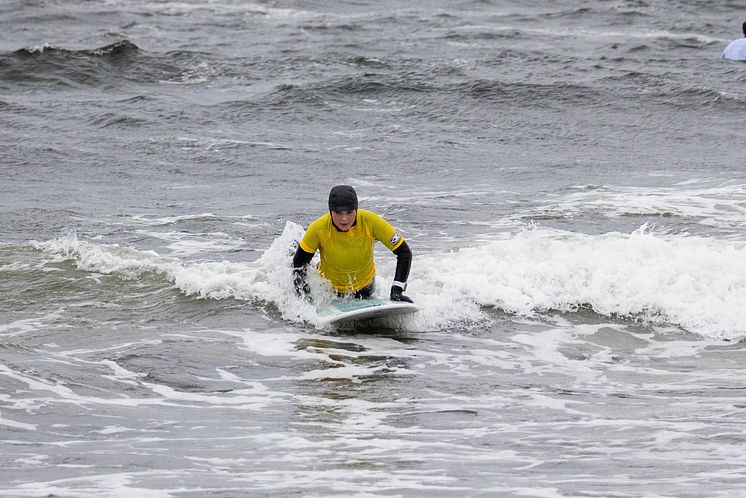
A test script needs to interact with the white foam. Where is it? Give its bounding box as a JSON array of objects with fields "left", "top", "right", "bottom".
[
  {"left": 92, "top": 426, "right": 133, "bottom": 435},
  {"left": 114, "top": 0, "right": 311, "bottom": 19},
  {"left": 134, "top": 229, "right": 245, "bottom": 257},
  {"left": 444, "top": 23, "right": 724, "bottom": 45},
  {"left": 0, "top": 359, "right": 285, "bottom": 412},
  {"left": 219, "top": 328, "right": 421, "bottom": 384},
  {"left": 524, "top": 183, "right": 746, "bottom": 235},
  {"left": 13, "top": 455, "right": 48, "bottom": 466},
  {"left": 99, "top": 359, "right": 146, "bottom": 384},
  {"left": 0, "top": 409, "right": 37, "bottom": 431},
  {"left": 0, "top": 312, "right": 63, "bottom": 338},
  {"left": 414, "top": 225, "right": 746, "bottom": 338},
  {"left": 128, "top": 213, "right": 217, "bottom": 226},
  {"left": 1, "top": 471, "right": 177, "bottom": 498},
  {"left": 0, "top": 261, "right": 32, "bottom": 271},
  {"left": 29, "top": 221, "right": 746, "bottom": 338}
]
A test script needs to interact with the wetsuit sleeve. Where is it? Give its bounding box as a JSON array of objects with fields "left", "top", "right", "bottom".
[
  {"left": 392, "top": 240, "right": 412, "bottom": 287},
  {"left": 292, "top": 245, "right": 314, "bottom": 269}
]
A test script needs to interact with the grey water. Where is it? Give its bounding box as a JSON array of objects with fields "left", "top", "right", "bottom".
[{"left": 2, "top": 1, "right": 746, "bottom": 496}]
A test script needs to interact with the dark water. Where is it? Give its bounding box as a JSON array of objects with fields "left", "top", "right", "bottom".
[{"left": 2, "top": 1, "right": 746, "bottom": 496}]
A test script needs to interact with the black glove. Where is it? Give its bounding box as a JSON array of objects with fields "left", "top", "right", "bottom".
[
  {"left": 293, "top": 271, "right": 311, "bottom": 301},
  {"left": 390, "top": 285, "right": 413, "bottom": 303}
]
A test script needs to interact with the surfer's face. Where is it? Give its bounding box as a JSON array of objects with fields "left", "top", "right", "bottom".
[{"left": 331, "top": 209, "right": 356, "bottom": 231}]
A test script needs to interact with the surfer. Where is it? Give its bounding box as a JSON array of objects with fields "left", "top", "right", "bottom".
[
  {"left": 292, "top": 185, "right": 414, "bottom": 303},
  {"left": 721, "top": 22, "right": 746, "bottom": 60}
]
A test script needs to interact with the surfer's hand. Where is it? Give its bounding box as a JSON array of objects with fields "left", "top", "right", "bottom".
[
  {"left": 390, "top": 286, "right": 413, "bottom": 303},
  {"left": 297, "top": 285, "right": 313, "bottom": 304},
  {"left": 293, "top": 272, "right": 311, "bottom": 301},
  {"left": 298, "top": 283, "right": 312, "bottom": 302}
]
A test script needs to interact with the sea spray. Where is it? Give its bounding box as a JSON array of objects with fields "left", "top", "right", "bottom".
[
  {"left": 30, "top": 224, "right": 746, "bottom": 337},
  {"left": 30, "top": 225, "right": 319, "bottom": 324},
  {"left": 413, "top": 225, "right": 746, "bottom": 338}
]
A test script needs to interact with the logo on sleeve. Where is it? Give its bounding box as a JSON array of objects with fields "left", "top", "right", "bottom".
[{"left": 389, "top": 233, "right": 401, "bottom": 245}]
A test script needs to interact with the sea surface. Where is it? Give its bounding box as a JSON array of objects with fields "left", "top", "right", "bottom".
[{"left": 2, "top": 1, "right": 746, "bottom": 496}]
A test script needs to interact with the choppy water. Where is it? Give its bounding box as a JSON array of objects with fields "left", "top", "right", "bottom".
[{"left": 2, "top": 1, "right": 746, "bottom": 496}]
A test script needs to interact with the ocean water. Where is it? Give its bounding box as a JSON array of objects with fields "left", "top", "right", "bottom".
[{"left": 2, "top": 0, "right": 746, "bottom": 496}]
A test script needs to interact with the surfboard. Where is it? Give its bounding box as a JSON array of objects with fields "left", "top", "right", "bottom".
[{"left": 318, "top": 298, "right": 419, "bottom": 326}]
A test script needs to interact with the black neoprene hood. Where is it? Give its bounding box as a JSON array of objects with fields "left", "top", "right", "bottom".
[{"left": 328, "top": 185, "right": 358, "bottom": 212}]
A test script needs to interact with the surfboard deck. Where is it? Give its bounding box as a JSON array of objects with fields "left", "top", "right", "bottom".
[{"left": 318, "top": 298, "right": 419, "bottom": 325}]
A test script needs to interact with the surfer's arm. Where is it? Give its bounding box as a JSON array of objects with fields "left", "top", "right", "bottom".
[
  {"left": 390, "top": 241, "right": 413, "bottom": 303},
  {"left": 292, "top": 245, "right": 314, "bottom": 297}
]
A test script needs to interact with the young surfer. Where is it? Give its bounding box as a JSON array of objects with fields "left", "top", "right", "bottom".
[
  {"left": 292, "top": 185, "right": 413, "bottom": 303},
  {"left": 721, "top": 21, "right": 746, "bottom": 60}
]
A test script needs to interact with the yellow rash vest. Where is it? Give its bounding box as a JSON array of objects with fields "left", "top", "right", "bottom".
[{"left": 298, "top": 209, "right": 404, "bottom": 292}]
